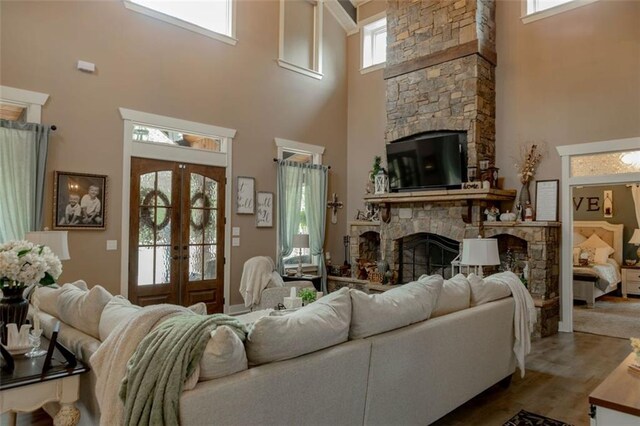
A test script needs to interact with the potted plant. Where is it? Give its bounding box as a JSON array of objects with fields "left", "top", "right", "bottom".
[
  {"left": 298, "top": 288, "right": 317, "bottom": 306},
  {"left": 0, "top": 240, "right": 62, "bottom": 344},
  {"left": 367, "top": 156, "right": 383, "bottom": 193}
]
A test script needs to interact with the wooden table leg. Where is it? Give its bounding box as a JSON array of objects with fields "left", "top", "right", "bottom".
[{"left": 7, "top": 411, "right": 17, "bottom": 426}]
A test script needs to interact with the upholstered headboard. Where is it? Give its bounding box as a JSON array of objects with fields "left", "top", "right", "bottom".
[{"left": 573, "top": 221, "right": 624, "bottom": 265}]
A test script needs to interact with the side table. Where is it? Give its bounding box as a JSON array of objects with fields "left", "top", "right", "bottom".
[
  {"left": 0, "top": 336, "right": 89, "bottom": 426},
  {"left": 621, "top": 265, "right": 640, "bottom": 298},
  {"left": 282, "top": 274, "right": 322, "bottom": 291}
]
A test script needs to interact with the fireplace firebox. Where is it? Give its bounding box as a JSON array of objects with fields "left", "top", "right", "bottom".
[{"left": 395, "top": 233, "right": 460, "bottom": 283}]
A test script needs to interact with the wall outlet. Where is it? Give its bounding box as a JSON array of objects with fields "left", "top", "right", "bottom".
[
  {"left": 106, "top": 240, "right": 118, "bottom": 251},
  {"left": 232, "top": 237, "right": 240, "bottom": 247},
  {"left": 232, "top": 227, "right": 240, "bottom": 236}
]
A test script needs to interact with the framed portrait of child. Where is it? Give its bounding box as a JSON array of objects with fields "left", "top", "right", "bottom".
[{"left": 53, "top": 171, "right": 107, "bottom": 230}]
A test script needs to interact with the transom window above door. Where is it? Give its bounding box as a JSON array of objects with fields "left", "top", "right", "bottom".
[{"left": 133, "top": 124, "right": 226, "bottom": 153}]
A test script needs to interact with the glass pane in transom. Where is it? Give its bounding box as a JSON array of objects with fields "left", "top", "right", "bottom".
[{"left": 571, "top": 150, "right": 640, "bottom": 177}]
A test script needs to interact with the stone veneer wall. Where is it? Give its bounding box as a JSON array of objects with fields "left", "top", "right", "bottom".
[{"left": 385, "top": 0, "right": 497, "bottom": 167}]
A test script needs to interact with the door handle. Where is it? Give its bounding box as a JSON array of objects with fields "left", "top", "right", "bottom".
[
  {"left": 172, "top": 255, "right": 179, "bottom": 260},
  {"left": 173, "top": 245, "right": 179, "bottom": 250}
]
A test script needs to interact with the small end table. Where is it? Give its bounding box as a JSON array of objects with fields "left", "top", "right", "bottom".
[
  {"left": 621, "top": 265, "right": 640, "bottom": 298},
  {"left": 1, "top": 336, "right": 89, "bottom": 426},
  {"left": 282, "top": 274, "right": 322, "bottom": 291}
]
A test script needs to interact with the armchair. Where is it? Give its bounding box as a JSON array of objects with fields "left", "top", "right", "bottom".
[{"left": 239, "top": 256, "right": 314, "bottom": 311}]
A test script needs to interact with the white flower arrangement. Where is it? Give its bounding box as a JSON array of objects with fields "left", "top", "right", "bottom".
[{"left": 0, "top": 240, "right": 62, "bottom": 289}]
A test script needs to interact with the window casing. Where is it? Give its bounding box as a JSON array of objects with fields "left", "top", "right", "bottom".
[
  {"left": 277, "top": 0, "right": 323, "bottom": 80},
  {"left": 124, "top": 0, "right": 236, "bottom": 45},
  {"left": 523, "top": 0, "right": 599, "bottom": 24},
  {"left": 361, "top": 16, "right": 386, "bottom": 73}
]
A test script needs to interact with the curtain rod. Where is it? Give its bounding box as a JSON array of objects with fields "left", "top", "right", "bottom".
[
  {"left": 50, "top": 125, "right": 57, "bottom": 131},
  {"left": 273, "top": 158, "right": 331, "bottom": 169}
]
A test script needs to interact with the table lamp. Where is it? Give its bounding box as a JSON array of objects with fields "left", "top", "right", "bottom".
[
  {"left": 25, "top": 230, "right": 71, "bottom": 261},
  {"left": 292, "top": 234, "right": 309, "bottom": 277},
  {"left": 629, "top": 229, "right": 640, "bottom": 261},
  {"left": 460, "top": 237, "right": 500, "bottom": 278}
]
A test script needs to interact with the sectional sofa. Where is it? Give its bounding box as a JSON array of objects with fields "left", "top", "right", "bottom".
[{"left": 31, "top": 273, "right": 519, "bottom": 425}]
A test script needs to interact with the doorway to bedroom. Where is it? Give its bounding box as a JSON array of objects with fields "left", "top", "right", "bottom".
[{"left": 570, "top": 183, "right": 640, "bottom": 339}]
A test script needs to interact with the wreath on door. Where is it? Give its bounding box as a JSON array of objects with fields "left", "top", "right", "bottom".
[
  {"left": 190, "top": 192, "right": 213, "bottom": 231},
  {"left": 140, "top": 190, "right": 171, "bottom": 230}
]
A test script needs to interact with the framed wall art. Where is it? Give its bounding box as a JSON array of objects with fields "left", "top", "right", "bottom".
[
  {"left": 53, "top": 171, "right": 107, "bottom": 230},
  {"left": 256, "top": 192, "right": 274, "bottom": 228},
  {"left": 535, "top": 179, "right": 559, "bottom": 222},
  {"left": 236, "top": 176, "right": 255, "bottom": 214}
]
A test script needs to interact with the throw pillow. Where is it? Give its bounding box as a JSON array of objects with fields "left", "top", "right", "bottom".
[
  {"left": 98, "top": 296, "right": 142, "bottom": 341},
  {"left": 349, "top": 274, "right": 443, "bottom": 340},
  {"left": 432, "top": 273, "right": 471, "bottom": 318},
  {"left": 32, "top": 280, "right": 88, "bottom": 318},
  {"left": 57, "top": 284, "right": 113, "bottom": 340},
  {"left": 245, "top": 287, "right": 351, "bottom": 366},
  {"left": 594, "top": 247, "right": 612, "bottom": 264},
  {"left": 188, "top": 302, "right": 207, "bottom": 315},
  {"left": 199, "top": 325, "right": 248, "bottom": 380},
  {"left": 573, "top": 231, "right": 587, "bottom": 247},
  {"left": 580, "top": 247, "right": 596, "bottom": 263},
  {"left": 468, "top": 273, "right": 511, "bottom": 307},
  {"left": 577, "top": 233, "right": 614, "bottom": 256}
]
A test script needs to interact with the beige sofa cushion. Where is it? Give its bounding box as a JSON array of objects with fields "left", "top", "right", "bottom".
[
  {"left": 349, "top": 274, "right": 443, "bottom": 340},
  {"left": 432, "top": 273, "right": 471, "bottom": 318},
  {"left": 57, "top": 284, "right": 113, "bottom": 340},
  {"left": 32, "top": 280, "right": 88, "bottom": 318},
  {"left": 468, "top": 273, "right": 512, "bottom": 306},
  {"left": 245, "top": 287, "right": 351, "bottom": 366},
  {"left": 98, "top": 296, "right": 141, "bottom": 341},
  {"left": 199, "top": 325, "right": 248, "bottom": 380}
]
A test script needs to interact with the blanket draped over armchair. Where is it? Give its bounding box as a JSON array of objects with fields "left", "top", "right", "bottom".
[{"left": 91, "top": 305, "right": 247, "bottom": 426}]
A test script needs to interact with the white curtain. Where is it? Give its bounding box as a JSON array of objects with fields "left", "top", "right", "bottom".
[
  {"left": 276, "top": 161, "right": 305, "bottom": 274},
  {"left": 304, "top": 163, "right": 329, "bottom": 293},
  {"left": 631, "top": 183, "right": 640, "bottom": 228},
  {"left": 0, "top": 120, "right": 50, "bottom": 242}
]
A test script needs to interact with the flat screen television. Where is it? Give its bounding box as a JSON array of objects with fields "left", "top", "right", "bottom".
[{"left": 386, "top": 131, "right": 467, "bottom": 191}]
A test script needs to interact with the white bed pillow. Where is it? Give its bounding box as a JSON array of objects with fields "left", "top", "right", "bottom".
[
  {"left": 432, "top": 273, "right": 470, "bottom": 318},
  {"left": 468, "top": 273, "right": 512, "bottom": 307},
  {"left": 577, "top": 233, "right": 614, "bottom": 257},
  {"left": 349, "top": 275, "right": 443, "bottom": 340},
  {"left": 594, "top": 247, "right": 612, "bottom": 264}
]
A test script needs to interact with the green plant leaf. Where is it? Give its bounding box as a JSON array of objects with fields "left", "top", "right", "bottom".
[
  {"left": 40, "top": 272, "right": 56, "bottom": 286},
  {"left": 17, "top": 249, "right": 30, "bottom": 257}
]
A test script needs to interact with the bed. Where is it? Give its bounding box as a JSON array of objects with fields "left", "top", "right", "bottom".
[{"left": 573, "top": 221, "right": 624, "bottom": 308}]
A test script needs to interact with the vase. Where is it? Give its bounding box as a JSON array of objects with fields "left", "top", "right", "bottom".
[
  {"left": 517, "top": 182, "right": 531, "bottom": 220},
  {"left": 0, "top": 286, "right": 29, "bottom": 345}
]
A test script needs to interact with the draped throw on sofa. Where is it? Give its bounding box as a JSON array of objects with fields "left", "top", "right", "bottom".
[
  {"left": 276, "top": 160, "right": 329, "bottom": 292},
  {"left": 0, "top": 120, "right": 50, "bottom": 242}
]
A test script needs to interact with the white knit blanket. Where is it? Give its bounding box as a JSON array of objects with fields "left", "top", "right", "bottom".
[
  {"left": 239, "top": 256, "right": 276, "bottom": 308},
  {"left": 487, "top": 272, "right": 537, "bottom": 378},
  {"left": 90, "top": 304, "right": 193, "bottom": 426}
]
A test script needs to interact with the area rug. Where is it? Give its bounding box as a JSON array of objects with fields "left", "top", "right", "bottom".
[
  {"left": 503, "top": 410, "right": 572, "bottom": 426},
  {"left": 573, "top": 297, "right": 640, "bottom": 339}
]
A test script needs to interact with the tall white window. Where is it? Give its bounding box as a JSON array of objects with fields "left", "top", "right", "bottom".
[
  {"left": 523, "top": 0, "right": 599, "bottom": 23},
  {"left": 527, "top": 0, "right": 573, "bottom": 14},
  {"left": 361, "top": 16, "right": 387, "bottom": 71},
  {"left": 125, "top": 0, "right": 235, "bottom": 45}
]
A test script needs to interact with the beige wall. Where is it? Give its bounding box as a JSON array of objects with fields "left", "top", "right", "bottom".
[
  {"left": 0, "top": 0, "right": 348, "bottom": 306},
  {"left": 346, "top": 0, "right": 640, "bottom": 223},
  {"left": 495, "top": 0, "right": 640, "bottom": 193}
]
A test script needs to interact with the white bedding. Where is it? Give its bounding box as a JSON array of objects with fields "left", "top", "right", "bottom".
[{"left": 573, "top": 258, "right": 621, "bottom": 290}]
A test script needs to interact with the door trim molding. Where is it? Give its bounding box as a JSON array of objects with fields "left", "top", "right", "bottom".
[{"left": 120, "top": 108, "right": 235, "bottom": 313}]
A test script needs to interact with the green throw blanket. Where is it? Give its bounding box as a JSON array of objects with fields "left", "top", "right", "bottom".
[{"left": 119, "top": 314, "right": 247, "bottom": 426}]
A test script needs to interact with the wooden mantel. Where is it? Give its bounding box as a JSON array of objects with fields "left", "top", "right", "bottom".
[{"left": 365, "top": 188, "right": 516, "bottom": 223}]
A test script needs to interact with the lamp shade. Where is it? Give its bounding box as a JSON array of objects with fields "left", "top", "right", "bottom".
[
  {"left": 460, "top": 238, "right": 500, "bottom": 266},
  {"left": 25, "top": 231, "right": 70, "bottom": 260},
  {"left": 292, "top": 234, "right": 310, "bottom": 249},
  {"left": 629, "top": 229, "right": 640, "bottom": 245}
]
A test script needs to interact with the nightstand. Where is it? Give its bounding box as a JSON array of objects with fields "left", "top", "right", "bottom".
[
  {"left": 621, "top": 265, "right": 640, "bottom": 298},
  {"left": 282, "top": 274, "right": 322, "bottom": 291}
]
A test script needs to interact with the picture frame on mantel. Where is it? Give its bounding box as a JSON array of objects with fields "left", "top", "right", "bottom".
[
  {"left": 236, "top": 176, "right": 255, "bottom": 214},
  {"left": 535, "top": 179, "right": 559, "bottom": 222},
  {"left": 256, "top": 192, "right": 273, "bottom": 228}
]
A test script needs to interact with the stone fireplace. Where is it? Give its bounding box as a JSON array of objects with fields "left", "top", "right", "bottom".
[
  {"left": 384, "top": 0, "right": 496, "bottom": 167},
  {"left": 395, "top": 232, "right": 459, "bottom": 282}
]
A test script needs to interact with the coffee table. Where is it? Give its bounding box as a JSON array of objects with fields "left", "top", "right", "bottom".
[{"left": 0, "top": 336, "right": 89, "bottom": 426}]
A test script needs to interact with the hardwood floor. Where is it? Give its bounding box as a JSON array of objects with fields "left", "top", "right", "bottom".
[
  {"left": 433, "top": 332, "right": 631, "bottom": 425},
  {"left": 1, "top": 333, "right": 631, "bottom": 426}
]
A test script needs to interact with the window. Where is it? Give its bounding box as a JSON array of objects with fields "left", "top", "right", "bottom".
[
  {"left": 523, "top": 0, "right": 599, "bottom": 23},
  {"left": 124, "top": 0, "right": 236, "bottom": 45},
  {"left": 277, "top": 0, "right": 323, "bottom": 80},
  {"left": 361, "top": 16, "right": 386, "bottom": 72},
  {"left": 132, "top": 124, "right": 224, "bottom": 153},
  {"left": 275, "top": 138, "right": 325, "bottom": 271}
]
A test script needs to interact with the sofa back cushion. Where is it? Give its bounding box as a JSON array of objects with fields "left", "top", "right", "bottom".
[
  {"left": 98, "top": 296, "right": 142, "bottom": 341},
  {"left": 32, "top": 280, "right": 88, "bottom": 318},
  {"left": 432, "top": 273, "right": 471, "bottom": 318},
  {"left": 349, "top": 275, "right": 443, "bottom": 340},
  {"left": 57, "top": 284, "right": 113, "bottom": 340},
  {"left": 245, "top": 287, "right": 351, "bottom": 366},
  {"left": 468, "top": 273, "right": 512, "bottom": 306}
]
